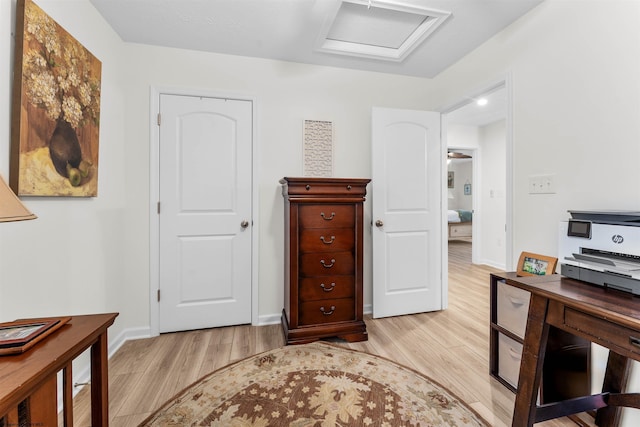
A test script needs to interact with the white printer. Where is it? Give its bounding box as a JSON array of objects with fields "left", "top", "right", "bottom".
[{"left": 559, "top": 210, "right": 640, "bottom": 295}]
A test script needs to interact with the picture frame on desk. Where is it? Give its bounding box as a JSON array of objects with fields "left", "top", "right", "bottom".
[
  {"left": 0, "top": 316, "right": 70, "bottom": 355},
  {"left": 517, "top": 251, "right": 558, "bottom": 277}
]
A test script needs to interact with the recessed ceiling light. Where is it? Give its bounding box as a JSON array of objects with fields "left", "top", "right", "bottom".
[{"left": 476, "top": 98, "right": 488, "bottom": 106}]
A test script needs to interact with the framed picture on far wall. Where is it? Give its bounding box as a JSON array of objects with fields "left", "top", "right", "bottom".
[
  {"left": 447, "top": 171, "right": 454, "bottom": 188},
  {"left": 11, "top": 0, "right": 101, "bottom": 197}
]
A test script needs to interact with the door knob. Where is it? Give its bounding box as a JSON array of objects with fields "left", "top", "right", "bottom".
[
  {"left": 241, "top": 220, "right": 249, "bottom": 228},
  {"left": 375, "top": 220, "right": 384, "bottom": 227}
]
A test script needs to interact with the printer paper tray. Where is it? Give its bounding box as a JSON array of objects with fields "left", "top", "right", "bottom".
[{"left": 561, "top": 263, "right": 640, "bottom": 296}]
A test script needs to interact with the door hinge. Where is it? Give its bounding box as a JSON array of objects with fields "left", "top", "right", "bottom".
[
  {"left": 157, "top": 289, "right": 160, "bottom": 302},
  {"left": 157, "top": 201, "right": 160, "bottom": 214},
  {"left": 157, "top": 113, "right": 161, "bottom": 126}
]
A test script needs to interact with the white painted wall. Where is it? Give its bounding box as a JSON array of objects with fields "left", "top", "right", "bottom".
[
  {"left": 447, "top": 161, "right": 472, "bottom": 211},
  {"left": 0, "top": 0, "right": 127, "bottom": 332},
  {"left": 430, "top": 0, "right": 640, "bottom": 260},
  {"left": 119, "top": 43, "right": 440, "bottom": 324},
  {"left": 2, "top": 1, "right": 640, "bottom": 422},
  {"left": 430, "top": 2, "right": 640, "bottom": 424},
  {"left": 479, "top": 120, "right": 506, "bottom": 270},
  {"left": 447, "top": 121, "right": 507, "bottom": 270},
  {"left": 0, "top": 0, "right": 440, "bottom": 336},
  {"left": 446, "top": 125, "right": 478, "bottom": 211}
]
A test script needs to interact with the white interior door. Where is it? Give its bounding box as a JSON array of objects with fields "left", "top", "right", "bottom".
[
  {"left": 159, "top": 94, "right": 252, "bottom": 333},
  {"left": 372, "top": 107, "right": 443, "bottom": 319}
]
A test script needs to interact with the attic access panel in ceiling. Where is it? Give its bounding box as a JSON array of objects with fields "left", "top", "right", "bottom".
[{"left": 316, "top": 0, "right": 451, "bottom": 62}]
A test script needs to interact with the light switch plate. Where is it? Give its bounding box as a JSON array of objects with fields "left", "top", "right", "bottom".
[{"left": 528, "top": 174, "right": 556, "bottom": 194}]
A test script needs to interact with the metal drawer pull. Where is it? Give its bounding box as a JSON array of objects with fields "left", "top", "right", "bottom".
[
  {"left": 320, "top": 235, "right": 335, "bottom": 244},
  {"left": 321, "top": 283, "right": 336, "bottom": 292},
  {"left": 320, "top": 212, "right": 335, "bottom": 220},
  {"left": 630, "top": 336, "right": 640, "bottom": 348},
  {"left": 320, "top": 259, "right": 336, "bottom": 268},
  {"left": 320, "top": 306, "right": 336, "bottom": 315}
]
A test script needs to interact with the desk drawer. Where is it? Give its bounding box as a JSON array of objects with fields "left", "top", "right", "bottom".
[
  {"left": 564, "top": 308, "right": 640, "bottom": 356},
  {"left": 498, "top": 332, "right": 523, "bottom": 389},
  {"left": 497, "top": 281, "right": 531, "bottom": 339}
]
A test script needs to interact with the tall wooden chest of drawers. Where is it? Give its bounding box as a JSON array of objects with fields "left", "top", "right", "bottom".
[{"left": 281, "top": 177, "right": 370, "bottom": 345}]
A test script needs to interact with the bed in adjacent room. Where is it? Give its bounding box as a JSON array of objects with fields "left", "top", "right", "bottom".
[{"left": 448, "top": 209, "right": 472, "bottom": 240}]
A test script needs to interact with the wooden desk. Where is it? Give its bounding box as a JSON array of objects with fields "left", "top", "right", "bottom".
[
  {"left": 493, "top": 272, "right": 640, "bottom": 427},
  {"left": 0, "top": 313, "right": 118, "bottom": 427}
]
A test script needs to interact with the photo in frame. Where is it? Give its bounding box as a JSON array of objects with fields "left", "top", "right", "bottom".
[
  {"left": 447, "top": 171, "right": 454, "bottom": 188},
  {"left": 516, "top": 251, "right": 558, "bottom": 277},
  {"left": 10, "top": 0, "right": 101, "bottom": 197},
  {"left": 0, "top": 316, "right": 70, "bottom": 355}
]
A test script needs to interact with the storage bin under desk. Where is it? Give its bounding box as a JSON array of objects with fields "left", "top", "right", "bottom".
[{"left": 490, "top": 273, "right": 590, "bottom": 404}]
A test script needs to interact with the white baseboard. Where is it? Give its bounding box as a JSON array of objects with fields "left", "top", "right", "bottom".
[
  {"left": 480, "top": 260, "right": 506, "bottom": 270},
  {"left": 364, "top": 304, "right": 372, "bottom": 315},
  {"left": 257, "top": 313, "right": 281, "bottom": 325}
]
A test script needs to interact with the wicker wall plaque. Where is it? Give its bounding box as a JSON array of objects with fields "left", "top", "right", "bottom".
[{"left": 303, "top": 120, "right": 333, "bottom": 177}]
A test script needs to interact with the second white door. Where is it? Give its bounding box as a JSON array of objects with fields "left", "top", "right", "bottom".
[
  {"left": 159, "top": 94, "right": 252, "bottom": 333},
  {"left": 372, "top": 107, "right": 443, "bottom": 319}
]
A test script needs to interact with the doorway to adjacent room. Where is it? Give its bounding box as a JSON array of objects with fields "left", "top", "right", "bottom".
[{"left": 443, "top": 83, "right": 510, "bottom": 271}]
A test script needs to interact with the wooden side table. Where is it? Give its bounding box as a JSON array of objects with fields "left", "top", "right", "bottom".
[
  {"left": 496, "top": 272, "right": 640, "bottom": 427},
  {"left": 0, "top": 313, "right": 118, "bottom": 427}
]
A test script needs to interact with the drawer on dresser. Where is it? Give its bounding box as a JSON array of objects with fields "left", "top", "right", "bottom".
[
  {"left": 497, "top": 281, "right": 531, "bottom": 338},
  {"left": 284, "top": 181, "right": 367, "bottom": 196},
  {"left": 299, "top": 276, "right": 355, "bottom": 301},
  {"left": 498, "top": 332, "right": 523, "bottom": 389},
  {"left": 299, "top": 298, "right": 355, "bottom": 326},
  {"left": 300, "top": 252, "right": 354, "bottom": 276},
  {"left": 299, "top": 228, "right": 354, "bottom": 253},
  {"left": 299, "top": 205, "right": 355, "bottom": 228}
]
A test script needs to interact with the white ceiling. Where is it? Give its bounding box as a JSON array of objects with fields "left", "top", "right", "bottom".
[
  {"left": 90, "top": 0, "right": 543, "bottom": 79},
  {"left": 446, "top": 86, "right": 506, "bottom": 127}
]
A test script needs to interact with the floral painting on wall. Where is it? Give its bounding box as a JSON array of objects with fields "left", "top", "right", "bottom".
[{"left": 10, "top": 0, "right": 101, "bottom": 196}]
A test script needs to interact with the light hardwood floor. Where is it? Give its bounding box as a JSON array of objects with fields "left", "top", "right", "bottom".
[{"left": 69, "top": 240, "right": 589, "bottom": 426}]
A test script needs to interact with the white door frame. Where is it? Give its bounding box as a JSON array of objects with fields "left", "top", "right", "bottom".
[
  {"left": 443, "top": 146, "right": 479, "bottom": 263},
  {"left": 439, "top": 75, "right": 514, "bottom": 271},
  {"left": 149, "top": 86, "right": 260, "bottom": 336}
]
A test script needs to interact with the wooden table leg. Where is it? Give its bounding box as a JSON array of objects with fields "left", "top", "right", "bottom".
[
  {"left": 595, "top": 351, "right": 632, "bottom": 426},
  {"left": 91, "top": 332, "right": 109, "bottom": 427},
  {"left": 63, "top": 362, "right": 74, "bottom": 427},
  {"left": 28, "top": 375, "right": 58, "bottom": 425},
  {"left": 512, "top": 294, "right": 550, "bottom": 427}
]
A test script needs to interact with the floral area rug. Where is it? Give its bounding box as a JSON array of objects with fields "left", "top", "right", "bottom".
[{"left": 139, "top": 342, "right": 489, "bottom": 426}]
